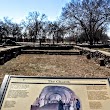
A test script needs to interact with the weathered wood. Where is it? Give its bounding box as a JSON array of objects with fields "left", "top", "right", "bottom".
[
  {"left": 86, "top": 54, "right": 91, "bottom": 59},
  {"left": 99, "top": 58, "right": 105, "bottom": 66},
  {"left": 79, "top": 50, "right": 83, "bottom": 55}
]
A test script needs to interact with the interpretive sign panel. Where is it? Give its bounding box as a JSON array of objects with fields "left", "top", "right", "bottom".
[{"left": 0, "top": 75, "right": 110, "bottom": 110}]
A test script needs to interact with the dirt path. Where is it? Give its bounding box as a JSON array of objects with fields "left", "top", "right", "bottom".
[{"left": 0, "top": 54, "right": 110, "bottom": 84}]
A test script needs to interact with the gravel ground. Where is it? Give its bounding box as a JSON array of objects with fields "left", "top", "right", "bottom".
[{"left": 0, "top": 54, "right": 110, "bottom": 84}]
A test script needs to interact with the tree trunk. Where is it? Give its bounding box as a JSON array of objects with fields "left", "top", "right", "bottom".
[
  {"left": 57, "top": 38, "right": 59, "bottom": 43},
  {"left": 90, "top": 40, "right": 93, "bottom": 45},
  {"left": 53, "top": 35, "right": 55, "bottom": 45},
  {"left": 39, "top": 39, "right": 42, "bottom": 47}
]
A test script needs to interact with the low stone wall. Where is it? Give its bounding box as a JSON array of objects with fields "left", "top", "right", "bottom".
[
  {"left": 74, "top": 46, "right": 110, "bottom": 66},
  {"left": 21, "top": 49, "right": 80, "bottom": 55},
  {"left": 0, "top": 46, "right": 27, "bottom": 65},
  {"left": 1, "top": 45, "right": 110, "bottom": 67}
]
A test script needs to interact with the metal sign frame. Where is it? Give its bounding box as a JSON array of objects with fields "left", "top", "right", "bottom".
[{"left": 0, "top": 75, "right": 110, "bottom": 110}]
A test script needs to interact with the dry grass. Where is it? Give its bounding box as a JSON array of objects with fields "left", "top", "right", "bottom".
[{"left": 0, "top": 54, "right": 110, "bottom": 84}]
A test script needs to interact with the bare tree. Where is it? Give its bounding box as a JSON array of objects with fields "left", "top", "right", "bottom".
[
  {"left": 25, "top": 12, "right": 47, "bottom": 43},
  {"left": 0, "top": 17, "right": 23, "bottom": 41},
  {"left": 0, "top": 18, "right": 11, "bottom": 39},
  {"left": 47, "top": 21, "right": 67, "bottom": 44},
  {"left": 61, "top": 0, "right": 110, "bottom": 45}
]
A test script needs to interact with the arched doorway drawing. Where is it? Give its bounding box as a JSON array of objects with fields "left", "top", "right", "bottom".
[{"left": 30, "top": 86, "right": 82, "bottom": 110}]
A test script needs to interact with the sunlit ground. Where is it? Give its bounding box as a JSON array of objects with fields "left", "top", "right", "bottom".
[{"left": 0, "top": 54, "right": 110, "bottom": 84}]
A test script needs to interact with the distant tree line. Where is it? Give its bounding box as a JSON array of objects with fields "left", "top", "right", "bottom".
[
  {"left": 0, "top": 0, "right": 110, "bottom": 45},
  {"left": 0, "top": 17, "right": 22, "bottom": 43}
]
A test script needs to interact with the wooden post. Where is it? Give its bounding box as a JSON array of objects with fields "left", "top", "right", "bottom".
[
  {"left": 79, "top": 50, "right": 83, "bottom": 55},
  {"left": 99, "top": 58, "right": 105, "bottom": 66},
  {"left": 86, "top": 54, "right": 91, "bottom": 59}
]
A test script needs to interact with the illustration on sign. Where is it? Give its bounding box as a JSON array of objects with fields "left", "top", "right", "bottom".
[{"left": 30, "top": 86, "right": 81, "bottom": 110}]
